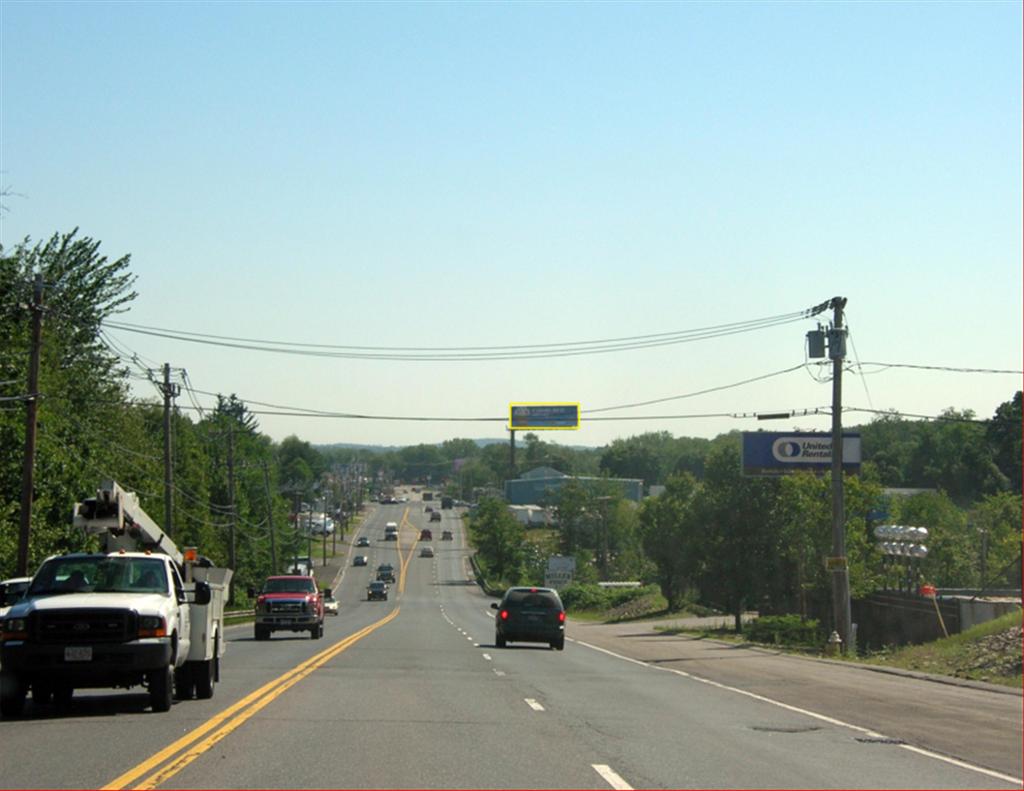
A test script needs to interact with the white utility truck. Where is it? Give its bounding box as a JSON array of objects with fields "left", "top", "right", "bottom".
[{"left": 0, "top": 481, "right": 232, "bottom": 717}]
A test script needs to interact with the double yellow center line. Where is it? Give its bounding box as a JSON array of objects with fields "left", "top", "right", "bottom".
[{"left": 104, "top": 510, "right": 420, "bottom": 790}]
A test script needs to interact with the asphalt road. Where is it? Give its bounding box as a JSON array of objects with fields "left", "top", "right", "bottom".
[{"left": 1, "top": 497, "right": 1020, "bottom": 790}]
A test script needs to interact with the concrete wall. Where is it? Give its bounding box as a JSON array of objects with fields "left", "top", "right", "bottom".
[
  {"left": 953, "top": 597, "right": 1021, "bottom": 631},
  {"left": 853, "top": 592, "right": 1021, "bottom": 649},
  {"left": 853, "top": 592, "right": 960, "bottom": 649}
]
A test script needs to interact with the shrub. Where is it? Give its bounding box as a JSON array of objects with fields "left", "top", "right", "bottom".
[
  {"left": 746, "top": 614, "right": 822, "bottom": 646},
  {"left": 560, "top": 583, "right": 660, "bottom": 612}
]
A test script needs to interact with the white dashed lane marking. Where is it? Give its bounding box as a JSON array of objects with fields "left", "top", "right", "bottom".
[
  {"left": 524, "top": 698, "right": 545, "bottom": 712},
  {"left": 592, "top": 764, "right": 633, "bottom": 790}
]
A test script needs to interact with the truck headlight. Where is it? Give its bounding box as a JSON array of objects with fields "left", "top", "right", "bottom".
[
  {"left": 138, "top": 615, "right": 167, "bottom": 638},
  {"left": 1, "top": 618, "right": 27, "bottom": 640}
]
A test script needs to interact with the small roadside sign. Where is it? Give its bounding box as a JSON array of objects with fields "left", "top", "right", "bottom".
[{"left": 825, "top": 556, "right": 848, "bottom": 571}]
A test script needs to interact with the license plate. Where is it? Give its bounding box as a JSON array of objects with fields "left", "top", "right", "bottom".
[{"left": 65, "top": 646, "right": 92, "bottom": 662}]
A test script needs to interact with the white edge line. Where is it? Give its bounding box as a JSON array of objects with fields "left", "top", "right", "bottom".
[
  {"left": 524, "top": 698, "right": 545, "bottom": 711},
  {"left": 592, "top": 764, "right": 633, "bottom": 790},
  {"left": 571, "top": 639, "right": 1023, "bottom": 787}
]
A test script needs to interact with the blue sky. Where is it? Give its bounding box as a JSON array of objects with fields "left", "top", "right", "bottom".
[{"left": 2, "top": 1, "right": 1020, "bottom": 447}]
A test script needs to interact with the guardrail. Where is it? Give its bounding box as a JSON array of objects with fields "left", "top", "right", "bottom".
[
  {"left": 468, "top": 554, "right": 503, "bottom": 598},
  {"left": 224, "top": 609, "right": 255, "bottom": 622}
]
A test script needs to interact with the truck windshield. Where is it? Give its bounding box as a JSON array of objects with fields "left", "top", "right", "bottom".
[
  {"left": 263, "top": 579, "right": 316, "bottom": 594},
  {"left": 28, "top": 557, "right": 169, "bottom": 596}
]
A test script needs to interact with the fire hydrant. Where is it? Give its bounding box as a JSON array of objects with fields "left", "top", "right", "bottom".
[{"left": 825, "top": 630, "right": 843, "bottom": 657}]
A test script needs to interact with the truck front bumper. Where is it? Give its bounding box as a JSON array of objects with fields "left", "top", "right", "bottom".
[
  {"left": 1, "top": 638, "right": 173, "bottom": 686},
  {"left": 255, "top": 614, "right": 319, "bottom": 630}
]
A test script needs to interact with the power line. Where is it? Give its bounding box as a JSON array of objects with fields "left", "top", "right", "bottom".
[
  {"left": 584, "top": 363, "right": 808, "bottom": 414},
  {"left": 849, "top": 362, "right": 1022, "bottom": 375},
  {"left": 100, "top": 310, "right": 813, "bottom": 361}
]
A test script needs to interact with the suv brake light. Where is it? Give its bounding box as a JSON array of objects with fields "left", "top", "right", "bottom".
[
  {"left": 500, "top": 610, "right": 509, "bottom": 620},
  {"left": 558, "top": 611, "right": 566, "bottom": 623}
]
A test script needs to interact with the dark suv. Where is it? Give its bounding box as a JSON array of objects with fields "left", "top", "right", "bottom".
[{"left": 492, "top": 587, "right": 565, "bottom": 650}]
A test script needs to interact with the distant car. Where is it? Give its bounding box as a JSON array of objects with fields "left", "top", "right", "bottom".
[
  {"left": 367, "top": 581, "right": 388, "bottom": 601},
  {"left": 0, "top": 576, "right": 32, "bottom": 619},
  {"left": 376, "top": 564, "right": 396, "bottom": 583},
  {"left": 353, "top": 555, "right": 368, "bottom": 567},
  {"left": 424, "top": 506, "right": 433, "bottom": 513},
  {"left": 420, "top": 529, "right": 432, "bottom": 540},
  {"left": 492, "top": 586, "right": 565, "bottom": 651},
  {"left": 324, "top": 593, "right": 339, "bottom": 615},
  {"left": 420, "top": 546, "right": 435, "bottom": 558},
  {"left": 356, "top": 536, "right": 370, "bottom": 547},
  {"left": 429, "top": 511, "right": 442, "bottom": 522},
  {"left": 441, "top": 530, "right": 453, "bottom": 541}
]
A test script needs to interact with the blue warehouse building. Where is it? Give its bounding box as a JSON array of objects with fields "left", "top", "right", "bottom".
[{"left": 504, "top": 466, "right": 644, "bottom": 506}]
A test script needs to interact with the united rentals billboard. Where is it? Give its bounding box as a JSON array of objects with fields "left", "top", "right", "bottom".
[{"left": 741, "top": 431, "right": 861, "bottom": 477}]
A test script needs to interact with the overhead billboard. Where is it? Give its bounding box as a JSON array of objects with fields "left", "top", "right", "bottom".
[
  {"left": 509, "top": 403, "right": 580, "bottom": 431},
  {"left": 742, "top": 432, "right": 861, "bottom": 477}
]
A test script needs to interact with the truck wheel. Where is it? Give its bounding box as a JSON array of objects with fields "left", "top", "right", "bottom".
[
  {"left": 551, "top": 637, "right": 565, "bottom": 651},
  {"left": 254, "top": 625, "right": 269, "bottom": 641},
  {"left": 175, "top": 665, "right": 194, "bottom": 700},
  {"left": 495, "top": 633, "right": 506, "bottom": 648},
  {"left": 192, "top": 659, "right": 215, "bottom": 696},
  {"left": 0, "top": 672, "right": 27, "bottom": 718},
  {"left": 53, "top": 683, "right": 74, "bottom": 707},
  {"left": 149, "top": 666, "right": 173, "bottom": 713},
  {"left": 192, "top": 639, "right": 215, "bottom": 700}
]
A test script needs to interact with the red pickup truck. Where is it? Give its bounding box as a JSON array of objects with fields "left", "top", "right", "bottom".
[{"left": 250, "top": 575, "right": 325, "bottom": 640}]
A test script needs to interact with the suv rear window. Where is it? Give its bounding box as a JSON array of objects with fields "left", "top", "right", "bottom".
[{"left": 504, "top": 590, "right": 562, "bottom": 608}]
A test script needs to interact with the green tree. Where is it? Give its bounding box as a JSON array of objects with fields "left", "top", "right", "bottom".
[
  {"left": 892, "top": 490, "right": 972, "bottom": 587},
  {"left": 469, "top": 497, "right": 525, "bottom": 584},
  {"left": 987, "top": 392, "right": 1022, "bottom": 495},
  {"left": 0, "top": 230, "right": 136, "bottom": 574},
  {"left": 691, "top": 441, "right": 782, "bottom": 631},
  {"left": 638, "top": 473, "right": 700, "bottom": 610},
  {"left": 970, "top": 492, "right": 1022, "bottom": 588}
]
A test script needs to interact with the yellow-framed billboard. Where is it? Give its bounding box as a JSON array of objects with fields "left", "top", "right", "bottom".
[{"left": 508, "top": 403, "right": 580, "bottom": 431}]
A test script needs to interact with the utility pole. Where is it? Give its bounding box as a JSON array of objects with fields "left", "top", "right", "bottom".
[
  {"left": 161, "top": 364, "right": 179, "bottom": 537},
  {"left": 17, "top": 274, "right": 44, "bottom": 576},
  {"left": 828, "top": 296, "right": 853, "bottom": 653},
  {"left": 262, "top": 461, "right": 277, "bottom": 574},
  {"left": 509, "top": 429, "right": 516, "bottom": 479},
  {"left": 322, "top": 497, "right": 328, "bottom": 568},
  {"left": 226, "top": 423, "right": 237, "bottom": 581}
]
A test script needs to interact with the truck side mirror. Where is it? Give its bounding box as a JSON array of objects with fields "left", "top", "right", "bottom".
[
  {"left": 490, "top": 603, "right": 499, "bottom": 610},
  {"left": 194, "top": 581, "right": 212, "bottom": 606},
  {"left": 247, "top": 586, "right": 256, "bottom": 598},
  {"left": 323, "top": 588, "right": 332, "bottom": 598}
]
